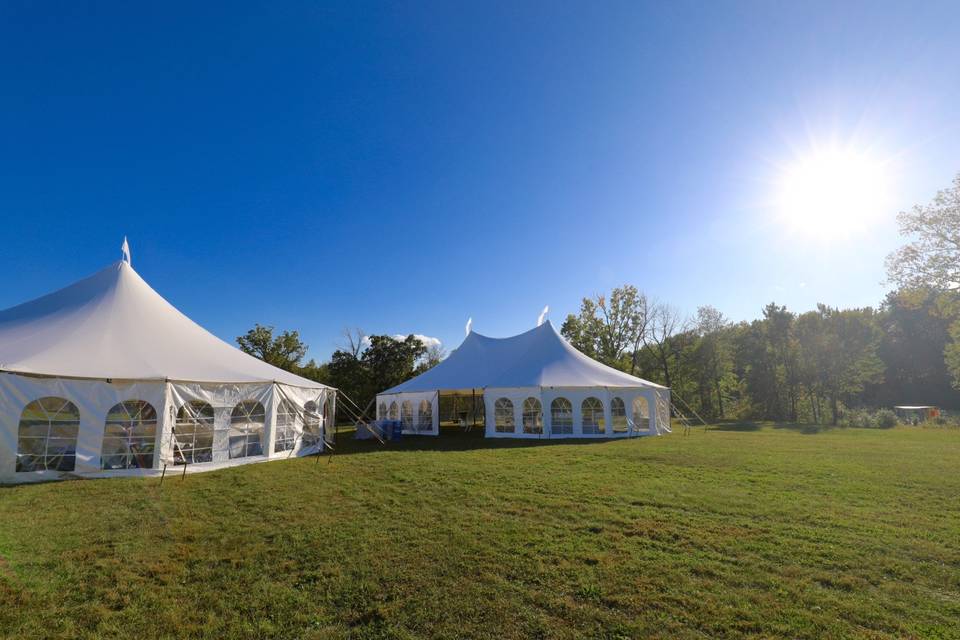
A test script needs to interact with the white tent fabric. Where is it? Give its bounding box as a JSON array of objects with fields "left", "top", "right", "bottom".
[
  {"left": 0, "top": 260, "right": 322, "bottom": 385},
  {"left": 0, "top": 256, "right": 334, "bottom": 484},
  {"left": 376, "top": 321, "right": 670, "bottom": 439}
]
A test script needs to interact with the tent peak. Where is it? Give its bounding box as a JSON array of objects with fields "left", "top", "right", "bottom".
[
  {"left": 0, "top": 254, "right": 329, "bottom": 389},
  {"left": 121, "top": 236, "right": 131, "bottom": 265},
  {"left": 379, "top": 315, "right": 664, "bottom": 394},
  {"left": 537, "top": 305, "right": 550, "bottom": 327}
]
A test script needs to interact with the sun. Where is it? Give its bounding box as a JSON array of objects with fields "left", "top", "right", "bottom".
[{"left": 775, "top": 144, "right": 892, "bottom": 238}]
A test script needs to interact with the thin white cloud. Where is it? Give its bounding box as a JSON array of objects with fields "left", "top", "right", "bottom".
[{"left": 392, "top": 333, "right": 442, "bottom": 349}]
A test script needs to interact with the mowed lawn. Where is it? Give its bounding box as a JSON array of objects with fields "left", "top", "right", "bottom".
[{"left": 1, "top": 425, "right": 959, "bottom": 639}]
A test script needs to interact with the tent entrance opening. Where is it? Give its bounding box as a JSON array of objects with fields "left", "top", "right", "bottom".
[{"left": 438, "top": 391, "right": 485, "bottom": 433}]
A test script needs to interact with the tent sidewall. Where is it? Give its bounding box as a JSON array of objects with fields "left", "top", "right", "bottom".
[
  {"left": 1, "top": 374, "right": 333, "bottom": 484},
  {"left": 376, "top": 391, "right": 439, "bottom": 435},
  {"left": 484, "top": 387, "right": 663, "bottom": 439}
]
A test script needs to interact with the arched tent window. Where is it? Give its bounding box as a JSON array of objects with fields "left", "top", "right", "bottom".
[
  {"left": 582, "top": 397, "right": 605, "bottom": 434},
  {"left": 417, "top": 399, "right": 432, "bottom": 432},
  {"left": 102, "top": 400, "right": 158, "bottom": 470},
  {"left": 551, "top": 398, "right": 573, "bottom": 434},
  {"left": 16, "top": 397, "right": 80, "bottom": 472},
  {"left": 522, "top": 397, "right": 542, "bottom": 434},
  {"left": 378, "top": 402, "right": 387, "bottom": 420},
  {"left": 274, "top": 400, "right": 297, "bottom": 452},
  {"left": 632, "top": 396, "right": 650, "bottom": 431},
  {"left": 611, "top": 397, "right": 627, "bottom": 433},
  {"left": 230, "top": 401, "right": 265, "bottom": 459},
  {"left": 494, "top": 398, "right": 515, "bottom": 433},
  {"left": 401, "top": 401, "right": 414, "bottom": 431},
  {"left": 303, "top": 401, "right": 321, "bottom": 447},
  {"left": 174, "top": 401, "right": 214, "bottom": 465},
  {"left": 388, "top": 401, "right": 399, "bottom": 421}
]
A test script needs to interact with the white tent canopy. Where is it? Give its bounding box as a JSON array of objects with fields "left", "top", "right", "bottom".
[
  {"left": 0, "top": 252, "right": 335, "bottom": 484},
  {"left": 0, "top": 259, "right": 318, "bottom": 385},
  {"left": 376, "top": 321, "right": 670, "bottom": 439}
]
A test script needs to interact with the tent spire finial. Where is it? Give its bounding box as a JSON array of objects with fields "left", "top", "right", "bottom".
[
  {"left": 537, "top": 305, "right": 550, "bottom": 327},
  {"left": 121, "top": 236, "right": 131, "bottom": 265},
  {"left": 465, "top": 317, "right": 473, "bottom": 336}
]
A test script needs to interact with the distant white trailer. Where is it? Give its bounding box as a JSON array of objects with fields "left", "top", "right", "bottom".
[{"left": 893, "top": 406, "right": 940, "bottom": 424}]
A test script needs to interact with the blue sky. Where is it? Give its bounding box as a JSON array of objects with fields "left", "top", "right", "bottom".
[{"left": 2, "top": 1, "right": 959, "bottom": 361}]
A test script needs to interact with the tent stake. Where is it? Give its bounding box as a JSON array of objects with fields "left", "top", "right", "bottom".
[{"left": 160, "top": 464, "right": 167, "bottom": 486}]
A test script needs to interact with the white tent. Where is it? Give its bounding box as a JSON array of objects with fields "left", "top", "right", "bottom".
[
  {"left": 376, "top": 321, "right": 670, "bottom": 438},
  {"left": 0, "top": 250, "right": 335, "bottom": 484}
]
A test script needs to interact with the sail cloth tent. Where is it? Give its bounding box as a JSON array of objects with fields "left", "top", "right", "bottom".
[
  {"left": 0, "top": 245, "right": 335, "bottom": 484},
  {"left": 376, "top": 321, "right": 670, "bottom": 439}
]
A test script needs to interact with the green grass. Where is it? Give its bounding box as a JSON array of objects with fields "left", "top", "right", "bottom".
[{"left": 1, "top": 424, "right": 959, "bottom": 639}]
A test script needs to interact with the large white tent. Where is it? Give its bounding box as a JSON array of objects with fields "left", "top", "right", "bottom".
[
  {"left": 0, "top": 249, "right": 334, "bottom": 484},
  {"left": 376, "top": 321, "right": 670, "bottom": 438}
]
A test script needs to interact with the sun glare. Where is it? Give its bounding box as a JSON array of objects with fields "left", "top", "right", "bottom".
[{"left": 775, "top": 144, "right": 892, "bottom": 238}]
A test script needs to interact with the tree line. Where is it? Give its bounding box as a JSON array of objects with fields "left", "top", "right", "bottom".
[
  {"left": 561, "top": 174, "right": 960, "bottom": 423},
  {"left": 236, "top": 325, "right": 443, "bottom": 414},
  {"left": 237, "top": 173, "right": 960, "bottom": 424}
]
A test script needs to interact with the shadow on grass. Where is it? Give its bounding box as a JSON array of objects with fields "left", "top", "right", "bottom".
[
  {"left": 706, "top": 421, "right": 837, "bottom": 435},
  {"left": 329, "top": 425, "right": 645, "bottom": 456},
  {"left": 707, "top": 422, "right": 762, "bottom": 432},
  {"left": 772, "top": 423, "right": 839, "bottom": 435},
  {"left": 0, "top": 428, "right": 635, "bottom": 487}
]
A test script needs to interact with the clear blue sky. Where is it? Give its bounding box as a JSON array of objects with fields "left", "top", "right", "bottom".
[{"left": 2, "top": 1, "right": 959, "bottom": 360}]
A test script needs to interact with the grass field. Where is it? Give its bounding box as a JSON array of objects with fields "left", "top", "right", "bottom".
[{"left": 1, "top": 424, "right": 959, "bottom": 639}]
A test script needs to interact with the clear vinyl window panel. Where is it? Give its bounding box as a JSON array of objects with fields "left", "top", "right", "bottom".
[
  {"left": 174, "top": 400, "right": 214, "bottom": 465},
  {"left": 656, "top": 393, "right": 670, "bottom": 433},
  {"left": 551, "top": 398, "right": 573, "bottom": 434},
  {"left": 401, "top": 400, "right": 414, "bottom": 431},
  {"left": 378, "top": 402, "right": 387, "bottom": 420},
  {"left": 632, "top": 397, "right": 650, "bottom": 430},
  {"left": 388, "top": 402, "right": 398, "bottom": 421},
  {"left": 582, "top": 397, "right": 605, "bottom": 434},
  {"left": 303, "top": 400, "right": 322, "bottom": 448},
  {"left": 611, "top": 397, "right": 628, "bottom": 433},
  {"left": 522, "top": 397, "right": 542, "bottom": 434},
  {"left": 16, "top": 397, "right": 80, "bottom": 472},
  {"left": 274, "top": 399, "right": 298, "bottom": 452},
  {"left": 102, "top": 400, "right": 158, "bottom": 470},
  {"left": 494, "top": 398, "right": 515, "bottom": 433},
  {"left": 230, "top": 401, "right": 265, "bottom": 459},
  {"left": 417, "top": 399, "right": 432, "bottom": 432}
]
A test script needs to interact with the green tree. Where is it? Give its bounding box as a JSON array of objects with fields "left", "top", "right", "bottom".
[
  {"left": 236, "top": 324, "right": 308, "bottom": 372},
  {"left": 297, "top": 359, "right": 331, "bottom": 385},
  {"left": 690, "top": 306, "right": 734, "bottom": 419},
  {"left": 886, "top": 173, "right": 960, "bottom": 291},
  {"left": 886, "top": 173, "right": 960, "bottom": 386},
  {"left": 561, "top": 285, "right": 648, "bottom": 367},
  {"left": 640, "top": 303, "right": 686, "bottom": 388},
  {"left": 364, "top": 335, "right": 428, "bottom": 394},
  {"left": 869, "top": 290, "right": 960, "bottom": 407},
  {"left": 326, "top": 334, "right": 428, "bottom": 415},
  {"left": 416, "top": 343, "right": 446, "bottom": 374},
  {"left": 795, "top": 305, "right": 884, "bottom": 424},
  {"left": 734, "top": 304, "right": 798, "bottom": 421}
]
